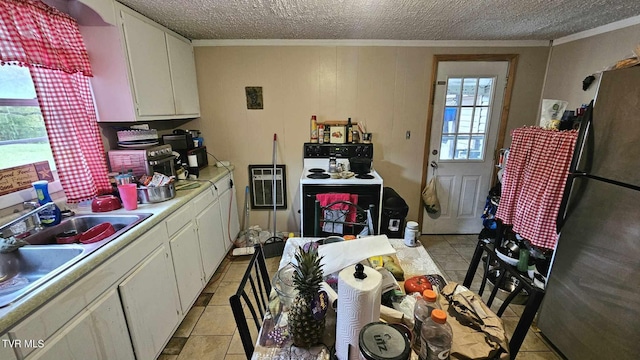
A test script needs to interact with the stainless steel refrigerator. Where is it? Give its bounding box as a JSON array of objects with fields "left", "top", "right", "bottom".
[{"left": 537, "top": 66, "right": 640, "bottom": 359}]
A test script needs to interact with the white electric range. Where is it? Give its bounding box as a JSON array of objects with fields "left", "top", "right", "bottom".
[{"left": 299, "top": 143, "right": 383, "bottom": 236}]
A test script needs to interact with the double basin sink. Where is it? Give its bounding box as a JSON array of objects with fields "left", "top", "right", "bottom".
[{"left": 0, "top": 213, "right": 152, "bottom": 308}]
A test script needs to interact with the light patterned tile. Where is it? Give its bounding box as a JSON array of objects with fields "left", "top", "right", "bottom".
[
  {"left": 225, "top": 355, "right": 248, "bottom": 360},
  {"left": 161, "top": 337, "right": 188, "bottom": 355},
  {"left": 513, "top": 351, "right": 561, "bottom": 359},
  {"left": 222, "top": 263, "right": 248, "bottom": 282},
  {"left": 432, "top": 253, "right": 470, "bottom": 271},
  {"left": 192, "top": 305, "right": 237, "bottom": 336},
  {"left": 176, "top": 335, "right": 231, "bottom": 360},
  {"left": 158, "top": 355, "right": 178, "bottom": 360},
  {"left": 227, "top": 325, "right": 260, "bottom": 354},
  {"left": 174, "top": 306, "right": 205, "bottom": 337},
  {"left": 210, "top": 281, "right": 238, "bottom": 306},
  {"left": 502, "top": 317, "right": 551, "bottom": 352}
]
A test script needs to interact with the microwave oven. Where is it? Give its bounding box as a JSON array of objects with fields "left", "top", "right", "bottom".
[{"left": 108, "top": 145, "right": 176, "bottom": 178}]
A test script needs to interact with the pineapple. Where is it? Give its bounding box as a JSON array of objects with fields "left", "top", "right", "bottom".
[{"left": 288, "top": 243, "right": 326, "bottom": 348}]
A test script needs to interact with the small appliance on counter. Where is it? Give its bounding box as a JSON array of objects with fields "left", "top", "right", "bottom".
[
  {"left": 187, "top": 147, "right": 208, "bottom": 168},
  {"left": 108, "top": 144, "right": 176, "bottom": 178},
  {"left": 162, "top": 129, "right": 194, "bottom": 160}
]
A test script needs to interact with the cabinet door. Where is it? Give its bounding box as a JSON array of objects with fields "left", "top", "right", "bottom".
[
  {"left": 119, "top": 245, "right": 180, "bottom": 360},
  {"left": 28, "top": 290, "right": 134, "bottom": 360},
  {"left": 218, "top": 177, "right": 240, "bottom": 252},
  {"left": 120, "top": 9, "right": 175, "bottom": 116},
  {"left": 196, "top": 198, "right": 226, "bottom": 280},
  {"left": 170, "top": 222, "right": 205, "bottom": 312},
  {"left": 166, "top": 33, "right": 200, "bottom": 116},
  {"left": 0, "top": 334, "right": 16, "bottom": 359}
]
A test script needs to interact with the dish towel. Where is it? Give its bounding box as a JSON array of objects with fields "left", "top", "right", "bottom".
[
  {"left": 316, "top": 193, "right": 359, "bottom": 234},
  {"left": 495, "top": 127, "right": 578, "bottom": 250}
]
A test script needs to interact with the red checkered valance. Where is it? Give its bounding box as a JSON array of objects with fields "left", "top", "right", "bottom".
[{"left": 0, "top": 0, "right": 92, "bottom": 76}]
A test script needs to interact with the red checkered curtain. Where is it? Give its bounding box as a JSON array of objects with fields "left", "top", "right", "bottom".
[
  {"left": 495, "top": 127, "right": 578, "bottom": 250},
  {"left": 0, "top": 0, "right": 111, "bottom": 202}
]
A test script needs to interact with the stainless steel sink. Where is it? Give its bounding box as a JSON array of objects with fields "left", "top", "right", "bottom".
[
  {"left": 0, "top": 213, "right": 152, "bottom": 307},
  {"left": 0, "top": 246, "right": 85, "bottom": 308},
  {"left": 25, "top": 214, "right": 151, "bottom": 245}
]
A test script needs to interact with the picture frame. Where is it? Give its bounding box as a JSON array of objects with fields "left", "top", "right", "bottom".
[{"left": 245, "top": 87, "right": 263, "bottom": 109}]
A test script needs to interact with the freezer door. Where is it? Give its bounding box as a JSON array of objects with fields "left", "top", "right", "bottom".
[
  {"left": 538, "top": 177, "right": 640, "bottom": 359},
  {"left": 582, "top": 66, "right": 640, "bottom": 187}
]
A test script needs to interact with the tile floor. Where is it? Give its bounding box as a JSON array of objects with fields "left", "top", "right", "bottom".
[{"left": 158, "top": 235, "right": 563, "bottom": 359}]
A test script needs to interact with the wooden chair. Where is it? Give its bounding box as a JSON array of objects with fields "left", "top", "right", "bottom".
[
  {"left": 314, "top": 199, "right": 375, "bottom": 237},
  {"left": 229, "top": 245, "right": 272, "bottom": 359}
]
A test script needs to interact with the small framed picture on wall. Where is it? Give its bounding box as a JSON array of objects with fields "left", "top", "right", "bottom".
[{"left": 245, "top": 86, "right": 263, "bottom": 109}]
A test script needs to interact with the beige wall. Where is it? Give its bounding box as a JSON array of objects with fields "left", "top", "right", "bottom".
[
  {"left": 190, "top": 45, "right": 549, "bottom": 234},
  {"left": 544, "top": 23, "right": 640, "bottom": 110}
]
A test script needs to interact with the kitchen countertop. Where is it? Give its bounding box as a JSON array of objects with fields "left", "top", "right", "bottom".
[{"left": 0, "top": 165, "right": 234, "bottom": 334}]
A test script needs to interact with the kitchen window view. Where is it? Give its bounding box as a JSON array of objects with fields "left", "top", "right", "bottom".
[
  {"left": 440, "top": 77, "right": 494, "bottom": 160},
  {"left": 0, "top": 65, "right": 55, "bottom": 172}
]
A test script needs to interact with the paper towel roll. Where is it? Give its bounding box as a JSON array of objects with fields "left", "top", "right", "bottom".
[{"left": 336, "top": 264, "right": 382, "bottom": 360}]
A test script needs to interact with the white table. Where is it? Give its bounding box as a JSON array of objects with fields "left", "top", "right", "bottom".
[{"left": 252, "top": 236, "right": 443, "bottom": 360}]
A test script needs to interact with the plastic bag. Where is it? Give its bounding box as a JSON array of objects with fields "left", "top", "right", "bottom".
[
  {"left": 539, "top": 99, "right": 568, "bottom": 129},
  {"left": 422, "top": 177, "right": 441, "bottom": 214}
]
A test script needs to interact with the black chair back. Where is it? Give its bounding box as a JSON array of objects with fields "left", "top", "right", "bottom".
[{"left": 229, "top": 245, "right": 272, "bottom": 359}]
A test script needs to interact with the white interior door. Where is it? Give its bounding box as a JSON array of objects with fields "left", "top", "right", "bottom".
[{"left": 422, "top": 61, "right": 508, "bottom": 234}]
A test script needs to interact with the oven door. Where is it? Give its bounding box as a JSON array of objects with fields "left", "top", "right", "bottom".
[
  {"left": 147, "top": 155, "right": 176, "bottom": 177},
  {"left": 301, "top": 184, "right": 381, "bottom": 237}
]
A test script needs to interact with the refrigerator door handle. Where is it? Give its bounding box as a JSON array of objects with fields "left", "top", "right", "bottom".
[
  {"left": 556, "top": 172, "right": 587, "bottom": 232},
  {"left": 569, "top": 100, "right": 593, "bottom": 173}
]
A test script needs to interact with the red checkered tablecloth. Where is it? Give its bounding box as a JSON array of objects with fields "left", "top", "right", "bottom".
[{"left": 496, "top": 127, "right": 578, "bottom": 250}]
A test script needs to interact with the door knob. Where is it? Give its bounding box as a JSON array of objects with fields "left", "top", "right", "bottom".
[{"left": 430, "top": 161, "right": 438, "bottom": 169}]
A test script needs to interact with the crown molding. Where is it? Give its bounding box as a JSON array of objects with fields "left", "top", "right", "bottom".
[
  {"left": 553, "top": 15, "right": 640, "bottom": 46},
  {"left": 192, "top": 39, "right": 550, "bottom": 47}
]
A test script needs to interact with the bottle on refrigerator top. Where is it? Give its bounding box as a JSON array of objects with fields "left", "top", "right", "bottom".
[
  {"left": 419, "top": 309, "right": 452, "bottom": 360},
  {"left": 310, "top": 115, "right": 318, "bottom": 143},
  {"left": 31, "top": 180, "right": 61, "bottom": 227},
  {"left": 411, "top": 289, "right": 441, "bottom": 353},
  {"left": 346, "top": 117, "right": 353, "bottom": 143},
  {"left": 318, "top": 124, "right": 325, "bottom": 144}
]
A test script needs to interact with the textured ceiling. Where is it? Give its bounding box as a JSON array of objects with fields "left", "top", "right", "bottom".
[{"left": 115, "top": 0, "right": 640, "bottom": 41}]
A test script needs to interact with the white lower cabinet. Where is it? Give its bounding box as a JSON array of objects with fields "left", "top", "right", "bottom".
[
  {"left": 119, "top": 243, "right": 180, "bottom": 360},
  {"left": 27, "top": 290, "right": 133, "bottom": 360},
  {"left": 169, "top": 222, "right": 205, "bottom": 313},
  {"left": 217, "top": 175, "right": 240, "bottom": 252},
  {"left": 0, "top": 334, "right": 16, "bottom": 359},
  {"left": 195, "top": 193, "right": 226, "bottom": 280}
]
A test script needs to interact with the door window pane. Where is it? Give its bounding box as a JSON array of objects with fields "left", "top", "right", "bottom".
[
  {"left": 461, "top": 78, "right": 477, "bottom": 106},
  {"left": 472, "top": 106, "right": 489, "bottom": 133},
  {"left": 454, "top": 135, "right": 470, "bottom": 160},
  {"left": 443, "top": 107, "right": 457, "bottom": 134},
  {"left": 470, "top": 135, "right": 485, "bottom": 160},
  {"left": 440, "top": 135, "right": 455, "bottom": 160},
  {"left": 440, "top": 76, "right": 495, "bottom": 161}
]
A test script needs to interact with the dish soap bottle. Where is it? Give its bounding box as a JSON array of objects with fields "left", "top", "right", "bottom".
[{"left": 32, "top": 180, "right": 62, "bottom": 227}]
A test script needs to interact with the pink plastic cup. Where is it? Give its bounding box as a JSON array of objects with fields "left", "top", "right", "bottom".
[{"left": 118, "top": 183, "right": 138, "bottom": 210}]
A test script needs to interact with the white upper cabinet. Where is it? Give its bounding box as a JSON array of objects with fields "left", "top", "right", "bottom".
[
  {"left": 83, "top": 2, "right": 200, "bottom": 122},
  {"left": 119, "top": 9, "right": 175, "bottom": 117},
  {"left": 166, "top": 33, "right": 201, "bottom": 116}
]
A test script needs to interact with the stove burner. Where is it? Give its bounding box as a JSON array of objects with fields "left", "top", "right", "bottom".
[
  {"left": 308, "top": 168, "right": 326, "bottom": 173},
  {"left": 307, "top": 173, "right": 331, "bottom": 179},
  {"left": 355, "top": 174, "right": 374, "bottom": 179}
]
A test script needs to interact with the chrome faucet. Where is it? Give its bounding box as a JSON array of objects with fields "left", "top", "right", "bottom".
[{"left": 0, "top": 202, "right": 55, "bottom": 239}]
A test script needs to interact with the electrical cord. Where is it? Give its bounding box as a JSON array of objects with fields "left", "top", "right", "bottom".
[{"left": 204, "top": 149, "right": 242, "bottom": 248}]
